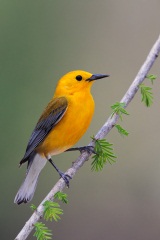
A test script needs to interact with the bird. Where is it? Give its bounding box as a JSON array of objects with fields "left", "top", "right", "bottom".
[{"left": 14, "top": 70, "right": 109, "bottom": 204}]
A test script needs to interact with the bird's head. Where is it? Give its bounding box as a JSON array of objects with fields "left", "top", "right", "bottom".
[{"left": 54, "top": 70, "right": 109, "bottom": 96}]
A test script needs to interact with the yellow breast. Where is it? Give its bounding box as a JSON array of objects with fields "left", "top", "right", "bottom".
[{"left": 37, "top": 91, "right": 94, "bottom": 157}]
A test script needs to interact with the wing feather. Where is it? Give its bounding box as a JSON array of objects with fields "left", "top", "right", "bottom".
[{"left": 20, "top": 97, "right": 68, "bottom": 165}]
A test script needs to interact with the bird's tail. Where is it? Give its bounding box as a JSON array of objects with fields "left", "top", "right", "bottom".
[{"left": 14, "top": 152, "right": 47, "bottom": 204}]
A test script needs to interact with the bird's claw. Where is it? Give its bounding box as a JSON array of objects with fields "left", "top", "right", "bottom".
[
  {"left": 66, "top": 145, "right": 96, "bottom": 154},
  {"left": 58, "top": 171, "right": 72, "bottom": 187},
  {"left": 79, "top": 146, "right": 96, "bottom": 154}
]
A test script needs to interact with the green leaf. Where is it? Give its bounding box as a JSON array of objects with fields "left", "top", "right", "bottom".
[
  {"left": 91, "top": 138, "right": 116, "bottom": 171},
  {"left": 146, "top": 74, "right": 157, "bottom": 84},
  {"left": 30, "top": 204, "right": 37, "bottom": 211},
  {"left": 34, "top": 222, "right": 52, "bottom": 240},
  {"left": 111, "top": 102, "right": 129, "bottom": 120},
  {"left": 140, "top": 84, "right": 153, "bottom": 107},
  {"left": 54, "top": 192, "right": 68, "bottom": 204},
  {"left": 115, "top": 124, "right": 129, "bottom": 136},
  {"left": 43, "top": 201, "right": 63, "bottom": 222}
]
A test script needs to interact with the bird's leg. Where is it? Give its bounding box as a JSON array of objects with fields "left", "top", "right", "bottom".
[
  {"left": 66, "top": 146, "right": 96, "bottom": 154},
  {"left": 48, "top": 158, "right": 72, "bottom": 187}
]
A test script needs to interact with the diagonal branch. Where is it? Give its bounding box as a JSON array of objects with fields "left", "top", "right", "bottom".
[{"left": 15, "top": 35, "right": 160, "bottom": 240}]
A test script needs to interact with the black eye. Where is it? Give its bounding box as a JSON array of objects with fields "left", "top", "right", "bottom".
[{"left": 76, "top": 75, "right": 82, "bottom": 81}]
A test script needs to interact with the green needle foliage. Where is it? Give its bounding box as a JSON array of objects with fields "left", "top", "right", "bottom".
[
  {"left": 33, "top": 222, "right": 52, "bottom": 240},
  {"left": 43, "top": 201, "right": 63, "bottom": 222},
  {"left": 115, "top": 124, "right": 129, "bottom": 136},
  {"left": 33, "top": 193, "right": 68, "bottom": 240},
  {"left": 91, "top": 138, "right": 116, "bottom": 171},
  {"left": 30, "top": 204, "right": 37, "bottom": 211},
  {"left": 111, "top": 102, "right": 129, "bottom": 120},
  {"left": 146, "top": 74, "right": 157, "bottom": 84},
  {"left": 140, "top": 84, "right": 153, "bottom": 107},
  {"left": 54, "top": 191, "right": 68, "bottom": 204}
]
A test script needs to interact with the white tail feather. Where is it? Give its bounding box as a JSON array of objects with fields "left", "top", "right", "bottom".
[{"left": 14, "top": 153, "right": 47, "bottom": 204}]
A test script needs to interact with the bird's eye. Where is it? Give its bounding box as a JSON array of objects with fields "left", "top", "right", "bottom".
[{"left": 76, "top": 75, "right": 82, "bottom": 81}]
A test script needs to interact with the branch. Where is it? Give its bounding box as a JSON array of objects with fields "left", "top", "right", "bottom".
[{"left": 15, "top": 35, "right": 160, "bottom": 240}]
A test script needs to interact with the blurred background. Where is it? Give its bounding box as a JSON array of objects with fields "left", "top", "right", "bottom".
[{"left": 1, "top": 1, "right": 160, "bottom": 239}]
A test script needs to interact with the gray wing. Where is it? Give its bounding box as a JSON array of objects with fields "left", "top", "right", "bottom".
[{"left": 20, "top": 97, "right": 68, "bottom": 165}]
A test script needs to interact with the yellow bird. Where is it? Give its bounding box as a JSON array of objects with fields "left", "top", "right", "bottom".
[{"left": 14, "top": 70, "right": 109, "bottom": 204}]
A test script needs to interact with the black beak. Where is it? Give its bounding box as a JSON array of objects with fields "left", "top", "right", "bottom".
[{"left": 86, "top": 74, "right": 110, "bottom": 82}]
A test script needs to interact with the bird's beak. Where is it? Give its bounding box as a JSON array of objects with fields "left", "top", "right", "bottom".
[{"left": 86, "top": 74, "right": 110, "bottom": 82}]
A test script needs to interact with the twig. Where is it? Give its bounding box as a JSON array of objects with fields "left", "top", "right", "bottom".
[{"left": 15, "top": 35, "right": 160, "bottom": 240}]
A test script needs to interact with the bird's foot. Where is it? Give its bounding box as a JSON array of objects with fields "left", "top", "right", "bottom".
[
  {"left": 66, "top": 146, "right": 96, "bottom": 154},
  {"left": 58, "top": 170, "right": 72, "bottom": 187},
  {"left": 48, "top": 158, "right": 72, "bottom": 187}
]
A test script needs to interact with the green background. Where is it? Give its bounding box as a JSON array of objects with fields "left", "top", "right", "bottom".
[{"left": 1, "top": 1, "right": 160, "bottom": 239}]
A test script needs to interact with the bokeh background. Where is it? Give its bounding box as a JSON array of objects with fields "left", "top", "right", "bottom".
[{"left": 1, "top": 1, "right": 160, "bottom": 239}]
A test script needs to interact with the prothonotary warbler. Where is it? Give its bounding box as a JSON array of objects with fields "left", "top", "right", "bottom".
[{"left": 14, "top": 70, "right": 109, "bottom": 204}]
